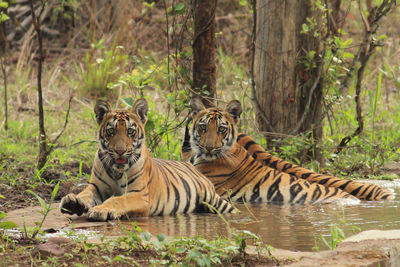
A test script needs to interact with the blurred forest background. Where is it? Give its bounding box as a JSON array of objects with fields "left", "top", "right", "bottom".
[{"left": 0, "top": 0, "right": 400, "bottom": 209}]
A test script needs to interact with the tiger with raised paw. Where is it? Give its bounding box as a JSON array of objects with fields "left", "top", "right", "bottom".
[{"left": 60, "top": 98, "right": 236, "bottom": 221}]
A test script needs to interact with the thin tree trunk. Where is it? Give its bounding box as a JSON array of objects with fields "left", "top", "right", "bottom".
[
  {"left": 192, "top": 0, "right": 217, "bottom": 108},
  {"left": 1, "top": 59, "right": 7, "bottom": 131},
  {"left": 29, "top": 0, "right": 48, "bottom": 170},
  {"left": 1, "top": 3, "right": 7, "bottom": 130}
]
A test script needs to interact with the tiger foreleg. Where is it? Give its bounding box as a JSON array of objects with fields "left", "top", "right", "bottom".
[
  {"left": 87, "top": 193, "right": 150, "bottom": 221},
  {"left": 60, "top": 184, "right": 99, "bottom": 216}
]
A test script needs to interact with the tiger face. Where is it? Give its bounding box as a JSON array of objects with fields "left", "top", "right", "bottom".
[
  {"left": 94, "top": 99, "right": 148, "bottom": 172},
  {"left": 189, "top": 97, "right": 242, "bottom": 160}
]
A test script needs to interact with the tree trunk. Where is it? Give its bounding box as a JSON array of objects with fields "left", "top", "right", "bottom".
[
  {"left": 254, "top": 0, "right": 323, "bottom": 161},
  {"left": 30, "top": 0, "right": 48, "bottom": 170},
  {"left": 0, "top": 5, "right": 7, "bottom": 130},
  {"left": 192, "top": 0, "right": 217, "bottom": 108}
]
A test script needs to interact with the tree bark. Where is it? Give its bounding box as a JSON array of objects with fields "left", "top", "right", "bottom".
[
  {"left": 192, "top": 0, "right": 217, "bottom": 108},
  {"left": 254, "top": 0, "right": 323, "bottom": 161}
]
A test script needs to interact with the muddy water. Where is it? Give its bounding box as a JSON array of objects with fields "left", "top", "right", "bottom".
[{"left": 81, "top": 180, "right": 400, "bottom": 251}]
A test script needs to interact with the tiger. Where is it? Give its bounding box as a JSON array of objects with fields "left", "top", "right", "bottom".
[
  {"left": 182, "top": 97, "right": 391, "bottom": 204},
  {"left": 236, "top": 134, "right": 394, "bottom": 201},
  {"left": 60, "top": 98, "right": 236, "bottom": 221}
]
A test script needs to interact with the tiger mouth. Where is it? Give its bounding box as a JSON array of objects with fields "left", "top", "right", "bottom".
[{"left": 115, "top": 158, "right": 127, "bottom": 164}]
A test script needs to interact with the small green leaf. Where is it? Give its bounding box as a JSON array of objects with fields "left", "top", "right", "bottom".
[
  {"left": 27, "top": 190, "right": 48, "bottom": 210},
  {"left": 0, "top": 211, "right": 6, "bottom": 220},
  {"left": 176, "top": 247, "right": 186, "bottom": 254},
  {"left": 239, "top": 0, "right": 247, "bottom": 6},
  {"left": 141, "top": 231, "right": 151, "bottom": 241},
  {"left": 0, "top": 13, "right": 9, "bottom": 22},
  {"left": 122, "top": 97, "right": 134, "bottom": 107},
  {"left": 156, "top": 233, "right": 166, "bottom": 242},
  {"left": 145, "top": 119, "right": 155, "bottom": 132},
  {"left": 241, "top": 230, "right": 259, "bottom": 239},
  {"left": 50, "top": 182, "right": 60, "bottom": 203},
  {"left": 342, "top": 38, "right": 353, "bottom": 47},
  {"left": 102, "top": 255, "right": 112, "bottom": 263},
  {"left": 342, "top": 52, "right": 354, "bottom": 59},
  {"left": 175, "top": 3, "right": 185, "bottom": 13},
  {"left": 0, "top": 221, "right": 18, "bottom": 229},
  {"left": 143, "top": 1, "right": 155, "bottom": 8},
  {"left": 301, "top": 23, "right": 309, "bottom": 33}
]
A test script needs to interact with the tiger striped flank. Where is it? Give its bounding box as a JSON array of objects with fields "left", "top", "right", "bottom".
[{"left": 236, "top": 134, "right": 394, "bottom": 201}]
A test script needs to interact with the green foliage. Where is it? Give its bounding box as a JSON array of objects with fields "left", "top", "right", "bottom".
[
  {"left": 0, "top": 211, "right": 18, "bottom": 230},
  {"left": 26, "top": 182, "right": 60, "bottom": 238},
  {"left": 320, "top": 224, "right": 345, "bottom": 250},
  {"left": 114, "top": 50, "right": 191, "bottom": 160},
  {"left": 77, "top": 39, "right": 128, "bottom": 97},
  {"left": 0, "top": 0, "right": 9, "bottom": 23},
  {"left": 123, "top": 94, "right": 188, "bottom": 160},
  {"left": 167, "top": 3, "right": 186, "bottom": 15}
]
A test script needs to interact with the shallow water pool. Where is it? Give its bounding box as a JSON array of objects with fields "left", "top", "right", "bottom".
[{"left": 80, "top": 180, "right": 400, "bottom": 251}]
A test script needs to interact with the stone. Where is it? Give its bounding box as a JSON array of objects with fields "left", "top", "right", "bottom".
[{"left": 32, "top": 242, "right": 65, "bottom": 258}]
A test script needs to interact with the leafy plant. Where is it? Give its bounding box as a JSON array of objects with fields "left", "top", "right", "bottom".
[
  {"left": 77, "top": 39, "right": 128, "bottom": 97},
  {"left": 0, "top": 211, "right": 18, "bottom": 230},
  {"left": 320, "top": 224, "right": 345, "bottom": 250},
  {"left": 0, "top": 0, "right": 9, "bottom": 22},
  {"left": 26, "top": 182, "right": 60, "bottom": 238}
]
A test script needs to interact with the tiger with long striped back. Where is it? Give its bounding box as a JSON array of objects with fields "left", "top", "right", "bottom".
[
  {"left": 60, "top": 99, "right": 236, "bottom": 221},
  {"left": 236, "top": 134, "right": 394, "bottom": 201},
  {"left": 182, "top": 97, "right": 363, "bottom": 204}
]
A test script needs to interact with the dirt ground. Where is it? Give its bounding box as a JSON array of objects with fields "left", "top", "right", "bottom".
[{"left": 0, "top": 160, "right": 91, "bottom": 212}]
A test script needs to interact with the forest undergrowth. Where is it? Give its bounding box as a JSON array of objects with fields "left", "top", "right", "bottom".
[
  {"left": 0, "top": 0, "right": 400, "bottom": 265},
  {"left": 0, "top": 0, "right": 400, "bottom": 209}
]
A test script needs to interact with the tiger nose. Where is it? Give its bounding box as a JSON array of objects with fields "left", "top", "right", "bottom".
[
  {"left": 205, "top": 146, "right": 213, "bottom": 152},
  {"left": 115, "top": 149, "right": 126, "bottom": 156}
]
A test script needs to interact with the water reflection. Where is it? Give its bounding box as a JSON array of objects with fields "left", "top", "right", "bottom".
[{"left": 77, "top": 182, "right": 400, "bottom": 251}]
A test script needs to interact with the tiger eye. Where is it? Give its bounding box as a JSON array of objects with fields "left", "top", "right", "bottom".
[
  {"left": 107, "top": 128, "right": 115, "bottom": 136},
  {"left": 127, "top": 128, "right": 135, "bottom": 135},
  {"left": 218, "top": 126, "right": 227, "bottom": 133},
  {"left": 198, "top": 124, "right": 207, "bottom": 132}
]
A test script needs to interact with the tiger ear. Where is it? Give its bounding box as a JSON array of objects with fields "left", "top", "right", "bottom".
[
  {"left": 225, "top": 100, "right": 242, "bottom": 123},
  {"left": 132, "top": 98, "right": 148, "bottom": 124},
  {"left": 190, "top": 97, "right": 206, "bottom": 117},
  {"left": 94, "top": 100, "right": 112, "bottom": 125}
]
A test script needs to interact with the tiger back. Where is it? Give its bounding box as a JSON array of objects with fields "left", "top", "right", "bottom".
[
  {"left": 236, "top": 134, "right": 394, "bottom": 201},
  {"left": 60, "top": 98, "right": 236, "bottom": 221},
  {"left": 182, "top": 98, "right": 359, "bottom": 204}
]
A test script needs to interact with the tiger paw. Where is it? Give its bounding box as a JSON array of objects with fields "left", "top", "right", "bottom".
[
  {"left": 87, "top": 206, "right": 123, "bottom": 221},
  {"left": 60, "top": 193, "right": 90, "bottom": 216}
]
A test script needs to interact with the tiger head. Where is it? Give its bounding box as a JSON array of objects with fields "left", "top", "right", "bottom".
[
  {"left": 189, "top": 97, "right": 242, "bottom": 160},
  {"left": 94, "top": 98, "right": 148, "bottom": 172}
]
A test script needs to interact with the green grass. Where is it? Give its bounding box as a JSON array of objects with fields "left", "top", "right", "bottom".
[
  {"left": 1, "top": 46, "right": 400, "bottom": 188},
  {"left": 0, "top": 222, "right": 284, "bottom": 266}
]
